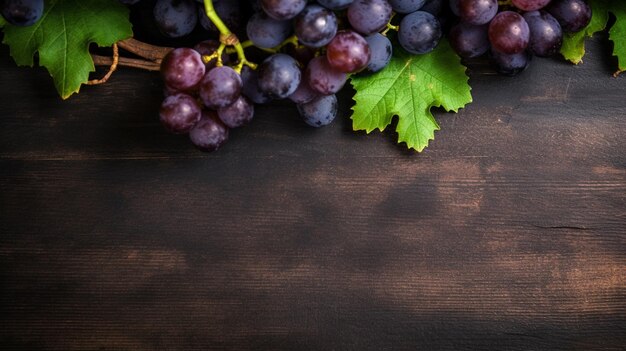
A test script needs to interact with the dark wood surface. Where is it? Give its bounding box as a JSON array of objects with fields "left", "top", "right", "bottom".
[{"left": 1, "top": 36, "right": 625, "bottom": 350}]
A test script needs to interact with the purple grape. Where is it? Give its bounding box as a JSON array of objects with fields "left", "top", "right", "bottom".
[
  {"left": 326, "top": 30, "right": 371, "bottom": 73},
  {"left": 491, "top": 49, "right": 531, "bottom": 76},
  {"left": 241, "top": 66, "right": 273, "bottom": 104},
  {"left": 257, "top": 54, "right": 301, "bottom": 99},
  {"left": 488, "top": 11, "right": 530, "bottom": 54},
  {"left": 305, "top": 56, "right": 348, "bottom": 95},
  {"left": 289, "top": 77, "right": 319, "bottom": 104},
  {"left": 297, "top": 94, "right": 338, "bottom": 127},
  {"left": 198, "top": 0, "right": 242, "bottom": 33},
  {"left": 261, "top": 0, "right": 307, "bottom": 20},
  {"left": 347, "top": 0, "right": 393, "bottom": 35},
  {"left": 246, "top": 12, "right": 293, "bottom": 49},
  {"left": 389, "top": 0, "right": 426, "bottom": 14},
  {"left": 365, "top": 33, "right": 392, "bottom": 73},
  {"left": 294, "top": 4, "right": 338, "bottom": 48},
  {"left": 523, "top": 10, "right": 563, "bottom": 57},
  {"left": 218, "top": 96, "right": 255, "bottom": 128},
  {"left": 160, "top": 93, "right": 202, "bottom": 134},
  {"left": 199, "top": 66, "right": 242, "bottom": 109},
  {"left": 1, "top": 0, "right": 44, "bottom": 26},
  {"left": 189, "top": 110, "right": 229, "bottom": 152},
  {"left": 398, "top": 11, "right": 442, "bottom": 54},
  {"left": 317, "top": 0, "right": 354, "bottom": 10},
  {"left": 451, "top": 0, "right": 498, "bottom": 25},
  {"left": 512, "top": 0, "right": 551, "bottom": 11},
  {"left": 449, "top": 22, "right": 490, "bottom": 59},
  {"left": 160, "top": 48, "right": 206, "bottom": 92},
  {"left": 153, "top": 0, "right": 197, "bottom": 38},
  {"left": 546, "top": 0, "right": 591, "bottom": 33}
]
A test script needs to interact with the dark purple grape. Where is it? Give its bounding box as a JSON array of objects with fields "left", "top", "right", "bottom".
[
  {"left": 189, "top": 110, "right": 229, "bottom": 152},
  {"left": 488, "top": 11, "right": 530, "bottom": 54},
  {"left": 317, "top": 0, "right": 354, "bottom": 10},
  {"left": 257, "top": 54, "right": 301, "bottom": 99},
  {"left": 246, "top": 12, "right": 292, "bottom": 49},
  {"left": 160, "top": 48, "right": 206, "bottom": 92},
  {"left": 305, "top": 56, "right": 347, "bottom": 95},
  {"left": 398, "top": 11, "right": 442, "bottom": 54},
  {"left": 389, "top": 0, "right": 426, "bottom": 13},
  {"left": 421, "top": 0, "right": 445, "bottom": 15},
  {"left": 326, "top": 30, "right": 371, "bottom": 73},
  {"left": 160, "top": 93, "right": 202, "bottom": 134},
  {"left": 365, "top": 33, "right": 393, "bottom": 72},
  {"left": 241, "top": 66, "right": 273, "bottom": 104},
  {"left": 523, "top": 10, "right": 563, "bottom": 57},
  {"left": 218, "top": 96, "right": 254, "bottom": 128},
  {"left": 1, "top": 0, "right": 44, "bottom": 26},
  {"left": 453, "top": 0, "right": 498, "bottom": 25},
  {"left": 491, "top": 49, "right": 531, "bottom": 76},
  {"left": 289, "top": 77, "right": 319, "bottom": 104},
  {"left": 347, "top": 0, "right": 393, "bottom": 35},
  {"left": 297, "top": 94, "right": 338, "bottom": 127},
  {"left": 199, "top": 66, "right": 242, "bottom": 109},
  {"left": 449, "top": 22, "right": 490, "bottom": 59},
  {"left": 512, "top": 0, "right": 551, "bottom": 11},
  {"left": 546, "top": 0, "right": 591, "bottom": 33},
  {"left": 261, "top": 0, "right": 307, "bottom": 20},
  {"left": 198, "top": 0, "right": 241, "bottom": 33},
  {"left": 294, "top": 4, "right": 338, "bottom": 48},
  {"left": 153, "top": 0, "right": 197, "bottom": 38}
]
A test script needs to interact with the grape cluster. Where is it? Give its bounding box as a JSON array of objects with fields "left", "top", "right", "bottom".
[{"left": 449, "top": 0, "right": 592, "bottom": 75}]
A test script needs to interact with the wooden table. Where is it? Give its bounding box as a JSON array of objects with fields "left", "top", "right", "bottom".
[{"left": 1, "top": 36, "right": 624, "bottom": 350}]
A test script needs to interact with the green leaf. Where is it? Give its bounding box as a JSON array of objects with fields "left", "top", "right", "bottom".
[
  {"left": 560, "top": 0, "right": 610, "bottom": 64},
  {"left": 609, "top": 2, "right": 626, "bottom": 74},
  {"left": 350, "top": 41, "right": 472, "bottom": 152},
  {"left": 1, "top": 0, "right": 132, "bottom": 99},
  {"left": 0, "top": 16, "right": 6, "bottom": 28}
]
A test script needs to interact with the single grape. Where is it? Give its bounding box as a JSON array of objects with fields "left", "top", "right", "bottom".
[
  {"left": 453, "top": 0, "right": 498, "bottom": 25},
  {"left": 294, "top": 4, "right": 338, "bottom": 48},
  {"left": 289, "top": 77, "right": 319, "bottom": 104},
  {"left": 218, "top": 96, "right": 255, "bottom": 128},
  {"left": 449, "top": 22, "right": 490, "bottom": 59},
  {"left": 488, "top": 11, "right": 530, "bottom": 54},
  {"left": 246, "top": 12, "right": 293, "bottom": 49},
  {"left": 326, "top": 30, "right": 371, "bottom": 73},
  {"left": 160, "top": 93, "right": 202, "bottom": 134},
  {"left": 398, "top": 11, "right": 442, "bottom": 54},
  {"left": 512, "top": 0, "right": 551, "bottom": 11},
  {"left": 388, "top": 0, "right": 426, "bottom": 14},
  {"left": 198, "top": 0, "right": 242, "bottom": 33},
  {"left": 193, "top": 40, "right": 231, "bottom": 70},
  {"left": 153, "top": 0, "right": 197, "bottom": 38},
  {"left": 261, "top": 0, "right": 307, "bottom": 20},
  {"left": 199, "top": 66, "right": 242, "bottom": 109},
  {"left": 0, "top": 0, "right": 44, "bottom": 26},
  {"left": 523, "top": 10, "right": 563, "bottom": 57},
  {"left": 365, "top": 33, "right": 393, "bottom": 73},
  {"left": 298, "top": 94, "right": 338, "bottom": 127},
  {"left": 305, "top": 56, "right": 348, "bottom": 95},
  {"left": 241, "top": 66, "right": 273, "bottom": 104},
  {"left": 421, "top": 0, "right": 445, "bottom": 15},
  {"left": 546, "top": 0, "right": 591, "bottom": 33},
  {"left": 189, "top": 110, "right": 229, "bottom": 152},
  {"left": 317, "top": 0, "right": 354, "bottom": 10},
  {"left": 160, "top": 48, "right": 206, "bottom": 92},
  {"left": 491, "top": 50, "right": 531, "bottom": 76},
  {"left": 347, "top": 0, "right": 393, "bottom": 35},
  {"left": 257, "top": 54, "right": 302, "bottom": 99}
]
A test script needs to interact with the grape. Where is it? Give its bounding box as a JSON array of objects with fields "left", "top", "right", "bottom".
[
  {"left": 488, "top": 11, "right": 530, "bottom": 54},
  {"left": 261, "top": 0, "right": 307, "bottom": 20},
  {"left": 398, "top": 11, "right": 442, "bottom": 54},
  {"left": 546, "top": 0, "right": 591, "bottom": 33},
  {"left": 421, "top": 0, "right": 445, "bottom": 15},
  {"left": 512, "top": 0, "right": 551, "bottom": 11},
  {"left": 241, "top": 66, "right": 273, "bottom": 104},
  {"left": 160, "top": 48, "right": 206, "bottom": 92},
  {"left": 298, "top": 94, "right": 338, "bottom": 127},
  {"left": 491, "top": 50, "right": 531, "bottom": 76},
  {"left": 347, "top": 0, "right": 393, "bottom": 35},
  {"left": 388, "top": 0, "right": 426, "bottom": 14},
  {"left": 523, "top": 11, "right": 563, "bottom": 57},
  {"left": 199, "top": 66, "right": 242, "bottom": 109},
  {"left": 0, "top": 0, "right": 44, "bottom": 26},
  {"left": 289, "top": 78, "right": 319, "bottom": 104},
  {"left": 153, "top": 0, "right": 198, "bottom": 38},
  {"left": 317, "top": 0, "right": 354, "bottom": 10},
  {"left": 326, "top": 30, "right": 371, "bottom": 73},
  {"left": 193, "top": 40, "right": 231, "bottom": 70},
  {"left": 452, "top": 0, "right": 498, "bottom": 25},
  {"left": 199, "top": 0, "right": 242, "bottom": 33},
  {"left": 160, "top": 93, "right": 202, "bottom": 134},
  {"left": 189, "top": 110, "right": 229, "bottom": 152},
  {"left": 449, "top": 23, "right": 490, "bottom": 59},
  {"left": 246, "top": 12, "right": 292, "bottom": 49},
  {"left": 365, "top": 33, "right": 393, "bottom": 73},
  {"left": 257, "top": 54, "right": 301, "bottom": 99},
  {"left": 218, "top": 96, "right": 255, "bottom": 128},
  {"left": 305, "top": 56, "right": 348, "bottom": 95},
  {"left": 294, "top": 4, "right": 338, "bottom": 48}
]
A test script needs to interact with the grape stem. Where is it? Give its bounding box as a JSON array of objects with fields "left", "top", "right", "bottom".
[
  {"left": 203, "top": 0, "right": 256, "bottom": 73},
  {"left": 88, "top": 43, "right": 119, "bottom": 85},
  {"left": 381, "top": 13, "right": 399, "bottom": 36}
]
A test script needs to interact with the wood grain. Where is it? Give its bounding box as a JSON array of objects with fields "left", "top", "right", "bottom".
[{"left": 0, "top": 35, "right": 625, "bottom": 350}]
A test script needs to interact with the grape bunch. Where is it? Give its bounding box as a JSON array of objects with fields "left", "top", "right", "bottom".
[{"left": 448, "top": 0, "right": 592, "bottom": 74}]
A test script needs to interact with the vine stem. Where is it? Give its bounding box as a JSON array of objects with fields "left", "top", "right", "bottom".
[{"left": 203, "top": 0, "right": 256, "bottom": 72}]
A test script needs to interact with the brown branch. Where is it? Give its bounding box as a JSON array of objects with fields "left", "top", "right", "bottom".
[
  {"left": 92, "top": 54, "right": 161, "bottom": 71},
  {"left": 87, "top": 43, "right": 119, "bottom": 85},
  {"left": 117, "top": 38, "right": 173, "bottom": 63}
]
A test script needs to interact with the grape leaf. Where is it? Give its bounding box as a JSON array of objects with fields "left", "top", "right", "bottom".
[
  {"left": 609, "top": 2, "right": 626, "bottom": 75},
  {"left": 0, "top": 16, "right": 6, "bottom": 28},
  {"left": 560, "top": 0, "right": 610, "bottom": 64},
  {"left": 1, "top": 0, "right": 132, "bottom": 99},
  {"left": 350, "top": 41, "right": 471, "bottom": 151}
]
